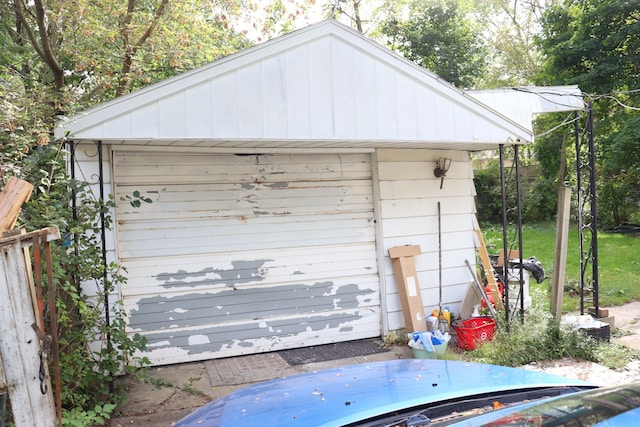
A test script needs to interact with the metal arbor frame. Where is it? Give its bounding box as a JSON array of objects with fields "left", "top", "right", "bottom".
[
  {"left": 68, "top": 140, "right": 114, "bottom": 393},
  {"left": 575, "top": 104, "right": 599, "bottom": 316},
  {"left": 498, "top": 104, "right": 599, "bottom": 326}
]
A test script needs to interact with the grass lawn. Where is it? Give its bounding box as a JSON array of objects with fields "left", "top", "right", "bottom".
[{"left": 481, "top": 222, "right": 640, "bottom": 313}]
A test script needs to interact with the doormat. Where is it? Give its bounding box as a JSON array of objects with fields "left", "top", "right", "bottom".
[
  {"left": 278, "top": 339, "right": 388, "bottom": 366},
  {"left": 204, "top": 353, "right": 291, "bottom": 386}
]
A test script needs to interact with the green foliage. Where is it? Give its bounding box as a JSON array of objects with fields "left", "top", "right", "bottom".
[
  {"left": 598, "top": 171, "right": 638, "bottom": 227},
  {"left": 482, "top": 222, "right": 640, "bottom": 311},
  {"left": 473, "top": 160, "right": 558, "bottom": 223},
  {"left": 471, "top": 0, "right": 545, "bottom": 88},
  {"left": 521, "top": 176, "right": 559, "bottom": 223},
  {"left": 536, "top": 0, "right": 640, "bottom": 226},
  {"left": 537, "top": 0, "right": 640, "bottom": 94},
  {"left": 13, "top": 144, "right": 150, "bottom": 419},
  {"left": 467, "top": 301, "right": 638, "bottom": 371},
  {"left": 120, "top": 190, "right": 153, "bottom": 208},
  {"left": 470, "top": 307, "right": 598, "bottom": 367},
  {"left": 62, "top": 403, "right": 116, "bottom": 427},
  {"left": 383, "top": 328, "right": 409, "bottom": 348},
  {"left": 380, "top": 0, "right": 488, "bottom": 88},
  {"left": 472, "top": 161, "right": 505, "bottom": 223}
]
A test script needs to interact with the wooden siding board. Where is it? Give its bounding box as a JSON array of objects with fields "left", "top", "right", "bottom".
[
  {"left": 353, "top": 49, "right": 378, "bottom": 139},
  {"left": 121, "top": 246, "right": 378, "bottom": 297},
  {"left": 212, "top": 72, "right": 239, "bottom": 137},
  {"left": 159, "top": 91, "right": 187, "bottom": 137},
  {"left": 380, "top": 198, "right": 476, "bottom": 218},
  {"left": 309, "top": 37, "right": 335, "bottom": 139},
  {"left": 382, "top": 214, "right": 473, "bottom": 237},
  {"left": 114, "top": 151, "right": 380, "bottom": 365},
  {"left": 115, "top": 181, "right": 372, "bottom": 219},
  {"left": 114, "top": 155, "right": 371, "bottom": 178},
  {"left": 122, "top": 248, "right": 379, "bottom": 296},
  {"left": 262, "top": 55, "right": 288, "bottom": 137},
  {"left": 285, "top": 45, "right": 311, "bottom": 138},
  {"left": 125, "top": 279, "right": 381, "bottom": 326},
  {"left": 376, "top": 149, "right": 469, "bottom": 162},
  {"left": 377, "top": 150, "right": 478, "bottom": 333},
  {"left": 378, "top": 179, "right": 474, "bottom": 199},
  {"left": 137, "top": 308, "right": 381, "bottom": 365},
  {"left": 333, "top": 37, "right": 357, "bottom": 139},
  {"left": 375, "top": 62, "right": 398, "bottom": 139},
  {"left": 238, "top": 61, "right": 264, "bottom": 137},
  {"left": 377, "top": 161, "right": 435, "bottom": 180},
  {"left": 185, "top": 81, "right": 214, "bottom": 138},
  {"left": 130, "top": 103, "right": 158, "bottom": 139},
  {"left": 117, "top": 217, "right": 375, "bottom": 259},
  {"left": 396, "top": 73, "right": 419, "bottom": 140}
]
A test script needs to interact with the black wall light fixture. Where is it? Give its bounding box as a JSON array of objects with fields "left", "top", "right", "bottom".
[{"left": 434, "top": 157, "right": 452, "bottom": 189}]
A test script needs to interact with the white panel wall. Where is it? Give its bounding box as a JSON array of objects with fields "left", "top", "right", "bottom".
[
  {"left": 67, "top": 35, "right": 528, "bottom": 145},
  {"left": 376, "top": 149, "right": 478, "bottom": 332}
]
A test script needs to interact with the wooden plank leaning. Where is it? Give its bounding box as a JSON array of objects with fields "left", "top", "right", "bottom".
[
  {"left": 0, "top": 177, "right": 33, "bottom": 233},
  {"left": 472, "top": 217, "right": 505, "bottom": 311}
]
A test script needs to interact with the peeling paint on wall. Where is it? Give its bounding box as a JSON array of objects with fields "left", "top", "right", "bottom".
[
  {"left": 156, "top": 260, "right": 273, "bottom": 289},
  {"left": 129, "top": 282, "right": 374, "bottom": 331},
  {"left": 142, "top": 311, "right": 366, "bottom": 355},
  {"left": 115, "top": 151, "right": 381, "bottom": 364},
  {"left": 129, "top": 278, "right": 376, "bottom": 356}
]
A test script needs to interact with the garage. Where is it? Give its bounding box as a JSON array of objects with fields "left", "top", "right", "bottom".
[
  {"left": 57, "top": 20, "right": 535, "bottom": 366},
  {"left": 113, "top": 150, "right": 381, "bottom": 365}
]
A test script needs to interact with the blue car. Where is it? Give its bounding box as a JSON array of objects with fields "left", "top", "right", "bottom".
[
  {"left": 444, "top": 383, "right": 640, "bottom": 427},
  {"left": 174, "top": 359, "right": 596, "bottom": 427}
]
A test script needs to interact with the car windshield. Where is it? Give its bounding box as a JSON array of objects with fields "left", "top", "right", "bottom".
[
  {"left": 478, "top": 384, "right": 640, "bottom": 427},
  {"left": 348, "top": 386, "right": 595, "bottom": 427}
]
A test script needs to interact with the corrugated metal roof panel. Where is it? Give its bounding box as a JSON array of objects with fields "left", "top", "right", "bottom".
[{"left": 468, "top": 86, "right": 586, "bottom": 134}]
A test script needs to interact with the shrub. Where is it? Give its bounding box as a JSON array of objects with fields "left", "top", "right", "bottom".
[
  {"left": 14, "top": 143, "right": 149, "bottom": 421},
  {"left": 469, "top": 306, "right": 598, "bottom": 367}
]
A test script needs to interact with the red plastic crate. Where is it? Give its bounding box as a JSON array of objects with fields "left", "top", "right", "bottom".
[{"left": 453, "top": 316, "right": 496, "bottom": 350}]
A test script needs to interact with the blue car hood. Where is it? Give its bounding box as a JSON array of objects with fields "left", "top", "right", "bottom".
[{"left": 175, "top": 359, "right": 592, "bottom": 427}]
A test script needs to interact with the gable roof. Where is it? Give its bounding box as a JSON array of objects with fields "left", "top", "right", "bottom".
[{"left": 55, "top": 19, "right": 532, "bottom": 151}]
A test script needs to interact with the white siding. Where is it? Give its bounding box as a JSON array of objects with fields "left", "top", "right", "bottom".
[
  {"left": 113, "top": 151, "right": 380, "bottom": 365},
  {"left": 376, "top": 149, "right": 478, "bottom": 332},
  {"left": 55, "top": 21, "right": 532, "bottom": 147}
]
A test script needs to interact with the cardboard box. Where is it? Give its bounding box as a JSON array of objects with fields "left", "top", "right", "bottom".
[{"left": 388, "top": 245, "right": 425, "bottom": 333}]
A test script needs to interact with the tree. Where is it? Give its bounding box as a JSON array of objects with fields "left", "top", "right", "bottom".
[
  {"left": 536, "top": 0, "right": 640, "bottom": 226},
  {"left": 324, "top": 0, "right": 365, "bottom": 32},
  {"left": 380, "top": 0, "right": 488, "bottom": 89},
  {"left": 474, "top": 0, "right": 547, "bottom": 88},
  {"left": 1, "top": 0, "right": 315, "bottom": 421}
]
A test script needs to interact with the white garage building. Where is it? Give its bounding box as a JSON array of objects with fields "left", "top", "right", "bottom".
[{"left": 56, "top": 20, "right": 534, "bottom": 366}]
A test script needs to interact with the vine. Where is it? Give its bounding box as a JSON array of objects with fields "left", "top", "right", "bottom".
[{"left": 15, "top": 142, "right": 150, "bottom": 422}]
